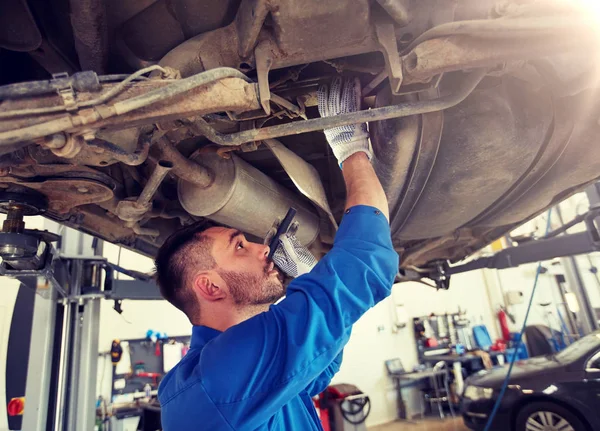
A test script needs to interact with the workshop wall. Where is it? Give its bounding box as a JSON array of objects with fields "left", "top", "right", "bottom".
[
  {"left": 96, "top": 243, "right": 193, "bottom": 401},
  {"left": 331, "top": 269, "right": 497, "bottom": 428},
  {"left": 482, "top": 192, "right": 600, "bottom": 336}
]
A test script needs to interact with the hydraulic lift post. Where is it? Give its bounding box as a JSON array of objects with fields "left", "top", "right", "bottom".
[{"left": 0, "top": 196, "right": 161, "bottom": 431}]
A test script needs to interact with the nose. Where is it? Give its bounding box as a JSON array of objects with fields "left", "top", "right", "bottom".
[{"left": 254, "top": 242, "right": 269, "bottom": 260}]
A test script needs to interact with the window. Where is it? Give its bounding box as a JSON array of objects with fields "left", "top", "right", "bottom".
[
  {"left": 555, "top": 332, "right": 600, "bottom": 364},
  {"left": 586, "top": 351, "right": 600, "bottom": 371}
]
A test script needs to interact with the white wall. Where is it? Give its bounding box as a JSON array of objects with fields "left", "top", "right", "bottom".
[
  {"left": 96, "top": 243, "right": 193, "bottom": 401},
  {"left": 331, "top": 269, "right": 498, "bottom": 428}
]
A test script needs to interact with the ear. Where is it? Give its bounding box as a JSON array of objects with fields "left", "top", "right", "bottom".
[{"left": 192, "top": 270, "right": 227, "bottom": 302}]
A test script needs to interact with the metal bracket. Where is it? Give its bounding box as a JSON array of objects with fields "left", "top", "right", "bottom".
[
  {"left": 263, "top": 139, "right": 338, "bottom": 236},
  {"left": 52, "top": 72, "right": 78, "bottom": 111},
  {"left": 376, "top": 22, "right": 404, "bottom": 94},
  {"left": 255, "top": 40, "right": 274, "bottom": 116},
  {"left": 417, "top": 206, "right": 600, "bottom": 289}
]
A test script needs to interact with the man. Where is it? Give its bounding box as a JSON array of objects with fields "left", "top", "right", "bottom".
[{"left": 155, "top": 77, "right": 399, "bottom": 430}]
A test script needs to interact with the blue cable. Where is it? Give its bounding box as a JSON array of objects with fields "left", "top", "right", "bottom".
[{"left": 482, "top": 208, "right": 553, "bottom": 431}]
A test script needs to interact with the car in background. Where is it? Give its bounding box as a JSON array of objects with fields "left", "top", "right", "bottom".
[{"left": 462, "top": 331, "right": 600, "bottom": 431}]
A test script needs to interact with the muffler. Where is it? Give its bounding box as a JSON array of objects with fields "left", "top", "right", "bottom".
[{"left": 178, "top": 152, "right": 319, "bottom": 245}]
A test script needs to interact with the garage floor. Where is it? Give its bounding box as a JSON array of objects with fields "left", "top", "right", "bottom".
[{"left": 369, "top": 417, "right": 469, "bottom": 431}]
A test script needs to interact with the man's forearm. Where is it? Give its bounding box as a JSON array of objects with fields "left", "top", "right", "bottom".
[{"left": 342, "top": 152, "right": 389, "bottom": 221}]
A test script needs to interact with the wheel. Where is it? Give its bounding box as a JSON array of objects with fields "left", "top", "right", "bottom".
[{"left": 515, "top": 401, "right": 587, "bottom": 431}]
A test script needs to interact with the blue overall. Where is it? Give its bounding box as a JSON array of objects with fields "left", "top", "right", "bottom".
[{"left": 159, "top": 205, "right": 399, "bottom": 430}]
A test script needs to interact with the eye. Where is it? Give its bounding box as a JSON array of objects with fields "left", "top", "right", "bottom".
[{"left": 236, "top": 241, "right": 244, "bottom": 250}]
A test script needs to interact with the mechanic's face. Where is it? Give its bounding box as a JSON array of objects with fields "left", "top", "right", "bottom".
[{"left": 205, "top": 227, "right": 284, "bottom": 306}]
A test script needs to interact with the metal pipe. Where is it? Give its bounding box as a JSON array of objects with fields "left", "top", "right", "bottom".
[
  {"left": 402, "top": 33, "right": 588, "bottom": 84},
  {"left": 154, "top": 137, "right": 213, "bottom": 187},
  {"left": 178, "top": 151, "right": 320, "bottom": 246},
  {"left": 53, "top": 300, "right": 72, "bottom": 431},
  {"left": 0, "top": 116, "right": 76, "bottom": 146},
  {"left": 111, "top": 67, "right": 251, "bottom": 116},
  {"left": 376, "top": 0, "right": 410, "bottom": 27},
  {"left": 86, "top": 135, "right": 151, "bottom": 166},
  {"left": 138, "top": 160, "right": 173, "bottom": 205},
  {"left": 0, "top": 67, "right": 252, "bottom": 146},
  {"left": 116, "top": 159, "right": 173, "bottom": 222},
  {"left": 190, "top": 68, "right": 487, "bottom": 146},
  {"left": 402, "top": 16, "right": 597, "bottom": 55},
  {"left": 0, "top": 71, "right": 101, "bottom": 100},
  {"left": 270, "top": 93, "right": 303, "bottom": 117}
]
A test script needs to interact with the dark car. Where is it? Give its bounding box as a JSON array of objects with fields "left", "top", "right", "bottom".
[{"left": 462, "top": 332, "right": 600, "bottom": 431}]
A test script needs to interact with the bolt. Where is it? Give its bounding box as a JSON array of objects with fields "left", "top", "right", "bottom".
[{"left": 77, "top": 187, "right": 89, "bottom": 194}]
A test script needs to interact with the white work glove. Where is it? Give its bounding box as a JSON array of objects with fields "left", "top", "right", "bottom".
[
  {"left": 317, "top": 77, "right": 372, "bottom": 166},
  {"left": 272, "top": 233, "right": 317, "bottom": 278}
]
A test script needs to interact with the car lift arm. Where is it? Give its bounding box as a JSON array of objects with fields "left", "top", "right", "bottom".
[{"left": 415, "top": 202, "right": 600, "bottom": 290}]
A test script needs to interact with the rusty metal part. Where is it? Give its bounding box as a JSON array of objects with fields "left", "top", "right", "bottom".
[
  {"left": 186, "top": 69, "right": 487, "bottom": 146},
  {"left": 376, "top": 22, "right": 403, "bottom": 94},
  {"left": 41, "top": 133, "right": 66, "bottom": 149},
  {"left": 255, "top": 40, "right": 274, "bottom": 116},
  {"left": 178, "top": 151, "right": 320, "bottom": 246},
  {"left": 0, "top": 66, "right": 167, "bottom": 119},
  {"left": 6, "top": 163, "right": 117, "bottom": 187},
  {"left": 108, "top": 68, "right": 250, "bottom": 116},
  {"left": 41, "top": 134, "right": 83, "bottom": 159},
  {"left": 376, "top": 0, "right": 410, "bottom": 27},
  {"left": 68, "top": 0, "right": 108, "bottom": 73},
  {"left": 236, "top": 0, "right": 270, "bottom": 58},
  {"left": 0, "top": 178, "right": 113, "bottom": 214},
  {"left": 28, "top": 138, "right": 149, "bottom": 168},
  {"left": 0, "top": 71, "right": 101, "bottom": 100},
  {"left": 83, "top": 134, "right": 150, "bottom": 166},
  {"left": 397, "top": 14, "right": 600, "bottom": 85},
  {"left": 70, "top": 204, "right": 139, "bottom": 244},
  {"left": 159, "top": 0, "right": 377, "bottom": 76},
  {"left": 403, "top": 15, "right": 598, "bottom": 56},
  {"left": 401, "top": 31, "right": 594, "bottom": 84},
  {"left": 270, "top": 94, "right": 305, "bottom": 119},
  {"left": 0, "top": 164, "right": 116, "bottom": 215},
  {"left": 263, "top": 139, "right": 337, "bottom": 232},
  {"left": 153, "top": 137, "right": 213, "bottom": 187},
  {"left": 116, "top": 160, "right": 173, "bottom": 222},
  {"left": 128, "top": 222, "right": 160, "bottom": 237},
  {"left": 0, "top": 75, "right": 260, "bottom": 145},
  {"left": 362, "top": 71, "right": 388, "bottom": 97}
]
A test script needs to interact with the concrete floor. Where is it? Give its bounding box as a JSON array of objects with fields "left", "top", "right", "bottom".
[{"left": 369, "top": 417, "right": 469, "bottom": 431}]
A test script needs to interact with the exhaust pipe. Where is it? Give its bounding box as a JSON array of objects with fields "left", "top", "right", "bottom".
[{"left": 178, "top": 151, "right": 320, "bottom": 246}]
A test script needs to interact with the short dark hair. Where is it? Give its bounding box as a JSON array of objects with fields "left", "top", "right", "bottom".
[{"left": 154, "top": 221, "right": 216, "bottom": 320}]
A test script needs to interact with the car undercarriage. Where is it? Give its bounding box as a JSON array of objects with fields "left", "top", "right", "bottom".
[{"left": 0, "top": 0, "right": 599, "bottom": 282}]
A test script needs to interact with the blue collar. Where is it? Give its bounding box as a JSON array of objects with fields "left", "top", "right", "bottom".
[{"left": 190, "top": 325, "right": 222, "bottom": 349}]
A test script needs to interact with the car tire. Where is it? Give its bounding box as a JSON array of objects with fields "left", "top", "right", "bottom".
[{"left": 515, "top": 401, "right": 587, "bottom": 431}]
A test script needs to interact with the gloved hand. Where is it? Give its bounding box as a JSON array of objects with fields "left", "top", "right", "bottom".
[
  {"left": 272, "top": 233, "right": 317, "bottom": 278},
  {"left": 317, "top": 77, "right": 372, "bottom": 166}
]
